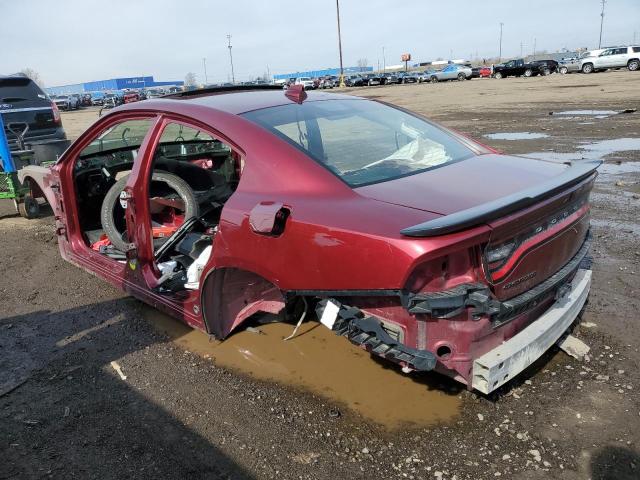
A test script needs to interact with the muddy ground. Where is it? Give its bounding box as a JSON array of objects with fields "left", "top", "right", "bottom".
[{"left": 1, "top": 71, "right": 639, "bottom": 480}]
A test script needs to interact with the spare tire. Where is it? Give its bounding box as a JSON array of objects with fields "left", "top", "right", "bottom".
[{"left": 100, "top": 170, "right": 199, "bottom": 253}]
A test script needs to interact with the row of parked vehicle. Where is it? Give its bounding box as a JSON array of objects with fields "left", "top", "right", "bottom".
[
  {"left": 50, "top": 86, "right": 184, "bottom": 111},
  {"left": 282, "top": 64, "right": 488, "bottom": 90},
  {"left": 282, "top": 45, "right": 639, "bottom": 91}
]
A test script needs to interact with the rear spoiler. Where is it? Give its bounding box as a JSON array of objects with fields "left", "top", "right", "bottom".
[{"left": 400, "top": 160, "right": 601, "bottom": 237}]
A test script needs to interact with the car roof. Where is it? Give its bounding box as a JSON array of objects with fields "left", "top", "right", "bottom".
[{"left": 119, "top": 87, "right": 361, "bottom": 116}]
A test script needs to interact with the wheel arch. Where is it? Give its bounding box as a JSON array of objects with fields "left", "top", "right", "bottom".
[{"left": 200, "top": 266, "right": 286, "bottom": 339}]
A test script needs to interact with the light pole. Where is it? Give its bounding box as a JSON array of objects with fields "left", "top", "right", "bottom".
[
  {"left": 382, "top": 46, "right": 386, "bottom": 73},
  {"left": 227, "top": 34, "right": 235, "bottom": 84},
  {"left": 336, "top": 0, "right": 345, "bottom": 87},
  {"left": 202, "top": 58, "right": 208, "bottom": 85},
  {"left": 532, "top": 38, "right": 537, "bottom": 60},
  {"left": 499, "top": 22, "right": 504, "bottom": 61},
  {"left": 598, "top": 0, "right": 606, "bottom": 49}
]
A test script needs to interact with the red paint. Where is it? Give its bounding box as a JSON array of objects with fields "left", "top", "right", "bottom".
[{"left": 45, "top": 90, "right": 596, "bottom": 386}]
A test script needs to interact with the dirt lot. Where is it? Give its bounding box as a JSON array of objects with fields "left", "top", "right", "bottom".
[{"left": 1, "top": 71, "right": 639, "bottom": 480}]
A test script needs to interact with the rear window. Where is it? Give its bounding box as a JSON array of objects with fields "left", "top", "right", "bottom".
[
  {"left": 243, "top": 99, "right": 474, "bottom": 187},
  {"left": 0, "top": 77, "right": 47, "bottom": 103}
]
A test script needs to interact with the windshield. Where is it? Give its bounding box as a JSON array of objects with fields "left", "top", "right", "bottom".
[
  {"left": 0, "top": 77, "right": 47, "bottom": 103},
  {"left": 243, "top": 99, "right": 474, "bottom": 187}
]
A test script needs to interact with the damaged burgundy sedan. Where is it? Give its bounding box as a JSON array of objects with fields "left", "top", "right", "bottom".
[{"left": 29, "top": 85, "right": 598, "bottom": 393}]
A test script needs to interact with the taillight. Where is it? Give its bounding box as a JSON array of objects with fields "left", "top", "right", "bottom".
[{"left": 51, "top": 101, "right": 61, "bottom": 123}]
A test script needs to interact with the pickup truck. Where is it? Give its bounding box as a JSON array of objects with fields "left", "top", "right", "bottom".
[{"left": 493, "top": 59, "right": 542, "bottom": 79}]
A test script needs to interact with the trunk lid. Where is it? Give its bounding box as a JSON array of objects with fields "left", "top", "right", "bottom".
[{"left": 356, "top": 154, "right": 598, "bottom": 300}]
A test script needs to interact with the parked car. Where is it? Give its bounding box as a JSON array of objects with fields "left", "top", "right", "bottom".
[
  {"left": 318, "top": 76, "right": 337, "bottom": 89},
  {"left": 429, "top": 64, "right": 473, "bottom": 82},
  {"left": 558, "top": 57, "right": 582, "bottom": 74},
  {"left": 413, "top": 71, "right": 428, "bottom": 83},
  {"left": 492, "top": 59, "right": 543, "bottom": 78},
  {"left": 294, "top": 77, "right": 315, "bottom": 90},
  {"left": 0, "top": 74, "right": 67, "bottom": 154},
  {"left": 123, "top": 91, "right": 141, "bottom": 104},
  {"left": 380, "top": 72, "right": 400, "bottom": 85},
  {"left": 70, "top": 93, "right": 83, "bottom": 108},
  {"left": 345, "top": 75, "right": 365, "bottom": 87},
  {"left": 146, "top": 89, "right": 165, "bottom": 99},
  {"left": 52, "top": 94, "right": 79, "bottom": 111},
  {"left": 398, "top": 72, "right": 419, "bottom": 83},
  {"left": 471, "top": 66, "right": 492, "bottom": 78},
  {"left": 24, "top": 86, "right": 598, "bottom": 394},
  {"left": 579, "top": 46, "right": 640, "bottom": 73},
  {"left": 81, "top": 93, "right": 93, "bottom": 106},
  {"left": 530, "top": 60, "right": 559, "bottom": 75},
  {"left": 101, "top": 94, "right": 119, "bottom": 109},
  {"left": 363, "top": 73, "right": 383, "bottom": 86},
  {"left": 91, "top": 92, "right": 105, "bottom": 106}
]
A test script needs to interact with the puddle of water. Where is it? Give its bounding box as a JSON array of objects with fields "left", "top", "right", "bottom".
[
  {"left": 143, "top": 308, "right": 461, "bottom": 429},
  {"left": 524, "top": 138, "right": 640, "bottom": 168},
  {"left": 598, "top": 161, "right": 640, "bottom": 175},
  {"left": 484, "top": 132, "right": 549, "bottom": 140},
  {"left": 552, "top": 110, "right": 619, "bottom": 116}
]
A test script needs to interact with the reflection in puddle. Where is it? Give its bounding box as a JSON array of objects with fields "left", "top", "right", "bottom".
[
  {"left": 144, "top": 308, "right": 461, "bottom": 429},
  {"left": 523, "top": 138, "right": 640, "bottom": 169},
  {"left": 484, "top": 132, "right": 549, "bottom": 140},
  {"left": 598, "top": 161, "right": 640, "bottom": 175},
  {"left": 552, "top": 110, "right": 620, "bottom": 116}
]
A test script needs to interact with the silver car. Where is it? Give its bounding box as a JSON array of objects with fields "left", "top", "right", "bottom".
[
  {"left": 428, "top": 64, "right": 473, "bottom": 82},
  {"left": 558, "top": 58, "right": 581, "bottom": 74},
  {"left": 580, "top": 46, "right": 640, "bottom": 73}
]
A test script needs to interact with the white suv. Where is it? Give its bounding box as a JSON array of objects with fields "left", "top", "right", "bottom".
[
  {"left": 295, "top": 77, "right": 316, "bottom": 90},
  {"left": 580, "top": 46, "right": 640, "bottom": 73}
]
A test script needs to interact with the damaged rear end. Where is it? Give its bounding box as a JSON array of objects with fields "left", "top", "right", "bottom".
[{"left": 316, "top": 160, "right": 599, "bottom": 394}]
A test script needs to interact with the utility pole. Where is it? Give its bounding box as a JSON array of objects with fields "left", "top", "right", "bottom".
[
  {"left": 227, "top": 34, "right": 235, "bottom": 84},
  {"left": 336, "top": 0, "right": 345, "bottom": 87},
  {"left": 202, "top": 58, "right": 208, "bottom": 85},
  {"left": 382, "top": 46, "right": 386, "bottom": 72},
  {"left": 533, "top": 38, "right": 537, "bottom": 59},
  {"left": 499, "top": 22, "right": 504, "bottom": 61},
  {"left": 520, "top": 42, "right": 523, "bottom": 57},
  {"left": 598, "top": 0, "right": 606, "bottom": 49}
]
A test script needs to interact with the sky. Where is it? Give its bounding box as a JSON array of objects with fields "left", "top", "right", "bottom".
[{"left": 1, "top": 0, "right": 639, "bottom": 86}]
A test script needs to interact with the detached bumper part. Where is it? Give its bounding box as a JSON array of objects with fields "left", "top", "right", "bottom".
[
  {"left": 315, "top": 299, "right": 437, "bottom": 372},
  {"left": 471, "top": 268, "right": 592, "bottom": 394}
]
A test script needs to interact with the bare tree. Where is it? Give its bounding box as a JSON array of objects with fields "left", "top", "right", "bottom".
[
  {"left": 356, "top": 58, "right": 368, "bottom": 71},
  {"left": 19, "top": 68, "right": 45, "bottom": 88},
  {"left": 184, "top": 72, "right": 197, "bottom": 87}
]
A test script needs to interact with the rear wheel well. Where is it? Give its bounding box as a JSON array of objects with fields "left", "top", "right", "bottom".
[{"left": 200, "top": 267, "right": 285, "bottom": 339}]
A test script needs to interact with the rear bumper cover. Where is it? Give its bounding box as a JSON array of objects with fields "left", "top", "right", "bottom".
[{"left": 471, "top": 268, "right": 591, "bottom": 394}]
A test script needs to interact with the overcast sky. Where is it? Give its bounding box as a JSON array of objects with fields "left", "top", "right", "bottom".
[{"left": 2, "top": 0, "right": 639, "bottom": 86}]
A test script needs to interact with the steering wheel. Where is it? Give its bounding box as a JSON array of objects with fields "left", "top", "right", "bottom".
[{"left": 100, "top": 170, "right": 199, "bottom": 252}]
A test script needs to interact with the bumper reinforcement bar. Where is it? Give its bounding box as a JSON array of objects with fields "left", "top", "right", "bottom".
[{"left": 315, "top": 299, "right": 437, "bottom": 372}]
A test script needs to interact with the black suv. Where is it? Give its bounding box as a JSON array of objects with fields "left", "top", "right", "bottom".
[{"left": 0, "top": 75, "right": 68, "bottom": 158}]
